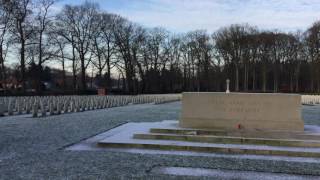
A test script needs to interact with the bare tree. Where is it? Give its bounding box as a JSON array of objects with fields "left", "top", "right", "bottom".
[
  {"left": 0, "top": 2, "right": 11, "bottom": 83},
  {"left": 3, "top": 0, "right": 33, "bottom": 91},
  {"left": 90, "top": 13, "right": 117, "bottom": 89},
  {"left": 215, "top": 24, "right": 256, "bottom": 92},
  {"left": 113, "top": 16, "right": 145, "bottom": 94},
  {"left": 49, "top": 30, "right": 68, "bottom": 90},
  {"left": 305, "top": 21, "right": 320, "bottom": 92},
  {"left": 57, "top": 2, "right": 99, "bottom": 92},
  {"left": 29, "top": 0, "right": 56, "bottom": 92}
]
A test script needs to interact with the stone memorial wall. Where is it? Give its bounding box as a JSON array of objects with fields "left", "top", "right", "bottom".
[{"left": 180, "top": 92, "right": 304, "bottom": 131}]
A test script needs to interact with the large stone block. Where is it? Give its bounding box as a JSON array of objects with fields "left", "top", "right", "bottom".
[{"left": 180, "top": 92, "right": 304, "bottom": 132}]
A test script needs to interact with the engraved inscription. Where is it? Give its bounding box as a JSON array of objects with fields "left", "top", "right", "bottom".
[{"left": 209, "top": 97, "right": 275, "bottom": 114}]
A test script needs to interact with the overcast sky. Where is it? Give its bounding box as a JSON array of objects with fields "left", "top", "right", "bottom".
[{"left": 56, "top": 0, "right": 320, "bottom": 33}]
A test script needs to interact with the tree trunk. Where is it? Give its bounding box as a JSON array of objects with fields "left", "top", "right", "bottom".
[
  {"left": 197, "top": 65, "right": 200, "bottom": 92},
  {"left": 37, "top": 31, "right": 43, "bottom": 93},
  {"left": 295, "top": 64, "right": 300, "bottom": 92},
  {"left": 252, "top": 65, "right": 256, "bottom": 91},
  {"left": 98, "top": 68, "right": 102, "bottom": 78},
  {"left": 80, "top": 52, "right": 86, "bottom": 92},
  {"left": 235, "top": 64, "right": 239, "bottom": 92},
  {"left": 125, "top": 61, "right": 134, "bottom": 94},
  {"left": 20, "top": 37, "right": 26, "bottom": 92},
  {"left": 262, "top": 63, "right": 267, "bottom": 92},
  {"left": 290, "top": 75, "right": 294, "bottom": 92},
  {"left": 310, "top": 63, "right": 314, "bottom": 92},
  {"left": 244, "top": 63, "right": 248, "bottom": 91},
  {"left": 62, "top": 59, "right": 66, "bottom": 90},
  {"left": 72, "top": 44, "right": 77, "bottom": 92},
  {"left": 106, "top": 58, "right": 111, "bottom": 89},
  {"left": 295, "top": 77, "right": 299, "bottom": 92},
  {"left": 273, "top": 66, "right": 278, "bottom": 93},
  {"left": 0, "top": 50, "right": 6, "bottom": 83}
]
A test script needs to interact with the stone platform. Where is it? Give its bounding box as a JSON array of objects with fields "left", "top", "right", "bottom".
[{"left": 97, "top": 121, "right": 320, "bottom": 158}]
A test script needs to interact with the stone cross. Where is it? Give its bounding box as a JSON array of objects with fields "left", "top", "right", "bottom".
[{"left": 226, "top": 79, "right": 230, "bottom": 93}]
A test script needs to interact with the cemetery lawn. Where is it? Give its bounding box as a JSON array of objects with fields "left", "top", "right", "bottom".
[{"left": 1, "top": 102, "right": 320, "bottom": 179}]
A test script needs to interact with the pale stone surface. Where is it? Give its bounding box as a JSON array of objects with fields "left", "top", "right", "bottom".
[{"left": 180, "top": 92, "right": 304, "bottom": 131}]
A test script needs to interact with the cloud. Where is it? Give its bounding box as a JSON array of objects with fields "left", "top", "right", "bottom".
[{"left": 58, "top": 0, "right": 320, "bottom": 33}]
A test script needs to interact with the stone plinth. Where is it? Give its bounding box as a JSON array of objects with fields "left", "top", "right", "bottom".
[{"left": 180, "top": 92, "right": 304, "bottom": 132}]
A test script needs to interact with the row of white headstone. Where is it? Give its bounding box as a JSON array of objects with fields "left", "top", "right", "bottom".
[
  {"left": 0, "top": 94, "right": 181, "bottom": 117},
  {"left": 301, "top": 95, "right": 320, "bottom": 105}
]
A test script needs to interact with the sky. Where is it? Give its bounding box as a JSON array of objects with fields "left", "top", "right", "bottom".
[{"left": 56, "top": 0, "right": 320, "bottom": 33}]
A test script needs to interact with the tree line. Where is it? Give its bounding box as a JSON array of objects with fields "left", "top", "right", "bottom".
[{"left": 1, "top": 1, "right": 320, "bottom": 94}]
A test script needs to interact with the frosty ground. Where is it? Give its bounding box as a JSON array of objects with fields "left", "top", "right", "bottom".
[{"left": 1, "top": 102, "right": 320, "bottom": 179}]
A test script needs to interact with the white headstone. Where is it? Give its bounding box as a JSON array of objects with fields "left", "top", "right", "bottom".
[
  {"left": 40, "top": 102, "right": 46, "bottom": 117},
  {"left": 64, "top": 102, "right": 69, "bottom": 113},
  {"left": 49, "top": 102, "right": 54, "bottom": 115},
  {"left": 56, "top": 102, "right": 61, "bottom": 114},
  {"left": 32, "top": 103, "right": 38, "bottom": 117},
  {"left": 8, "top": 100, "right": 13, "bottom": 115},
  {"left": 0, "top": 102, "right": 5, "bottom": 116}
]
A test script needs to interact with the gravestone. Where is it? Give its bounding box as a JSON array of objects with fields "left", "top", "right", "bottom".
[
  {"left": 49, "top": 102, "right": 54, "bottom": 115},
  {"left": 26, "top": 102, "right": 31, "bottom": 114},
  {"left": 32, "top": 103, "right": 38, "bottom": 117},
  {"left": 0, "top": 102, "right": 5, "bottom": 116},
  {"left": 56, "top": 102, "right": 61, "bottom": 114},
  {"left": 180, "top": 92, "right": 304, "bottom": 132},
  {"left": 8, "top": 100, "right": 13, "bottom": 115}
]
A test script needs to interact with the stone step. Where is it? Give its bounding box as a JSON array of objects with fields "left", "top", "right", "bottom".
[
  {"left": 97, "top": 121, "right": 320, "bottom": 158},
  {"left": 133, "top": 133, "right": 320, "bottom": 148},
  {"left": 97, "top": 140, "right": 320, "bottom": 158},
  {"left": 150, "top": 128, "right": 320, "bottom": 140}
]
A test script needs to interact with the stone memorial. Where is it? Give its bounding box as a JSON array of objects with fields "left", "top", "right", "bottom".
[{"left": 180, "top": 92, "right": 304, "bottom": 132}]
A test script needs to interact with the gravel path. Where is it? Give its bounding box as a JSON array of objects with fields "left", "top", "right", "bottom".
[{"left": 1, "top": 102, "right": 320, "bottom": 179}]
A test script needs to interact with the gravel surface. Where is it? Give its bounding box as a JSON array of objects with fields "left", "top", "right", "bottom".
[
  {"left": 1, "top": 102, "right": 320, "bottom": 179},
  {"left": 303, "top": 105, "right": 320, "bottom": 125}
]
